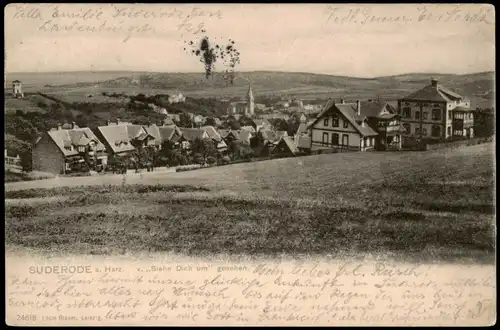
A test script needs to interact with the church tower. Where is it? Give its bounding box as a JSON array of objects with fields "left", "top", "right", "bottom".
[{"left": 247, "top": 81, "right": 255, "bottom": 117}]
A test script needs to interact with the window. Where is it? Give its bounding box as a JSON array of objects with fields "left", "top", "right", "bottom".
[
  {"left": 431, "top": 125, "right": 441, "bottom": 137},
  {"left": 331, "top": 133, "right": 339, "bottom": 145},
  {"left": 422, "top": 128, "right": 428, "bottom": 136},
  {"left": 447, "top": 126, "right": 451, "bottom": 136},
  {"left": 432, "top": 109, "right": 441, "bottom": 120},
  {"left": 448, "top": 111, "right": 452, "bottom": 120},
  {"left": 78, "top": 146, "right": 85, "bottom": 153},
  {"left": 322, "top": 132, "right": 328, "bottom": 145},
  {"left": 343, "top": 119, "right": 348, "bottom": 128},
  {"left": 415, "top": 111, "right": 420, "bottom": 120},
  {"left": 332, "top": 115, "right": 339, "bottom": 127},
  {"left": 342, "top": 134, "right": 349, "bottom": 146},
  {"left": 415, "top": 127, "right": 421, "bottom": 134},
  {"left": 402, "top": 107, "right": 411, "bottom": 118},
  {"left": 403, "top": 123, "right": 411, "bottom": 135},
  {"left": 324, "top": 118, "right": 329, "bottom": 126},
  {"left": 469, "top": 113, "right": 473, "bottom": 119},
  {"left": 423, "top": 112, "right": 428, "bottom": 120},
  {"left": 422, "top": 103, "right": 429, "bottom": 107},
  {"left": 433, "top": 103, "right": 441, "bottom": 107}
]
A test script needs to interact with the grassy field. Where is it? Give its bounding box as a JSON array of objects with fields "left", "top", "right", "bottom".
[{"left": 5, "top": 143, "right": 495, "bottom": 263}]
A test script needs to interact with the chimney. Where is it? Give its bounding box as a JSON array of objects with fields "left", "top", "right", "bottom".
[
  {"left": 116, "top": 118, "right": 120, "bottom": 125},
  {"left": 431, "top": 78, "right": 439, "bottom": 87},
  {"left": 356, "top": 100, "right": 361, "bottom": 116},
  {"left": 72, "top": 121, "right": 76, "bottom": 129},
  {"left": 106, "top": 119, "right": 110, "bottom": 126},
  {"left": 57, "top": 123, "right": 62, "bottom": 130},
  {"left": 340, "top": 98, "right": 345, "bottom": 104}
]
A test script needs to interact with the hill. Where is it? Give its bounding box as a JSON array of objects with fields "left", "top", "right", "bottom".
[{"left": 6, "top": 70, "right": 495, "bottom": 109}]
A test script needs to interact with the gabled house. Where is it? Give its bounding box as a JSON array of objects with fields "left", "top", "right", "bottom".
[
  {"left": 271, "top": 136, "right": 300, "bottom": 157},
  {"left": 398, "top": 78, "right": 475, "bottom": 143},
  {"left": 202, "top": 126, "right": 228, "bottom": 152},
  {"left": 309, "top": 99, "right": 378, "bottom": 152},
  {"left": 32, "top": 123, "right": 107, "bottom": 174},
  {"left": 251, "top": 118, "right": 272, "bottom": 132},
  {"left": 96, "top": 119, "right": 158, "bottom": 157},
  {"left": 358, "top": 99, "right": 403, "bottom": 150},
  {"left": 179, "top": 127, "right": 210, "bottom": 151},
  {"left": 158, "top": 124, "right": 184, "bottom": 146}
]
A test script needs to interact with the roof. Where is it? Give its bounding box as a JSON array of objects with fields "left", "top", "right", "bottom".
[
  {"left": 12, "top": 80, "right": 21, "bottom": 83},
  {"left": 180, "top": 128, "right": 208, "bottom": 141},
  {"left": 453, "top": 106, "right": 474, "bottom": 112},
  {"left": 253, "top": 119, "right": 271, "bottom": 127},
  {"left": 295, "top": 122, "right": 308, "bottom": 136},
  {"left": 274, "top": 136, "right": 299, "bottom": 155},
  {"left": 402, "top": 81, "right": 465, "bottom": 102},
  {"left": 236, "top": 130, "right": 253, "bottom": 143},
  {"left": 144, "top": 124, "right": 162, "bottom": 145},
  {"left": 311, "top": 99, "right": 378, "bottom": 137},
  {"left": 97, "top": 125, "right": 136, "bottom": 154},
  {"left": 201, "top": 126, "right": 222, "bottom": 141},
  {"left": 219, "top": 129, "right": 231, "bottom": 138},
  {"left": 47, "top": 127, "right": 106, "bottom": 157},
  {"left": 240, "top": 126, "right": 256, "bottom": 133},
  {"left": 158, "top": 125, "right": 182, "bottom": 141}
]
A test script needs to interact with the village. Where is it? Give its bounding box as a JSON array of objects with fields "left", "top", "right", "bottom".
[{"left": 4, "top": 76, "right": 492, "bottom": 177}]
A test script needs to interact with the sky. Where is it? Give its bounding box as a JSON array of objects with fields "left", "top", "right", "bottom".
[{"left": 4, "top": 3, "right": 496, "bottom": 77}]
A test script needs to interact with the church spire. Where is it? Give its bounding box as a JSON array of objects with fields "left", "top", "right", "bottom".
[{"left": 247, "top": 80, "right": 255, "bottom": 117}]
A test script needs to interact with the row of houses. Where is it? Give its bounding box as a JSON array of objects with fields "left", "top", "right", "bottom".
[
  {"left": 307, "top": 78, "right": 477, "bottom": 152},
  {"left": 31, "top": 117, "right": 284, "bottom": 174},
  {"left": 31, "top": 77, "right": 479, "bottom": 174}
]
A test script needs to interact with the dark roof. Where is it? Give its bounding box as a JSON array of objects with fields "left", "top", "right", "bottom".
[
  {"left": 453, "top": 106, "right": 475, "bottom": 112},
  {"left": 273, "top": 136, "right": 299, "bottom": 155},
  {"left": 402, "top": 82, "right": 465, "bottom": 102},
  {"left": 12, "top": 80, "right": 21, "bottom": 83}
]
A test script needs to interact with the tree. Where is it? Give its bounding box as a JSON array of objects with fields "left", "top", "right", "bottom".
[
  {"left": 179, "top": 112, "right": 193, "bottom": 128},
  {"left": 204, "top": 117, "right": 217, "bottom": 127},
  {"left": 229, "top": 119, "right": 241, "bottom": 130},
  {"left": 191, "top": 138, "right": 217, "bottom": 164}
]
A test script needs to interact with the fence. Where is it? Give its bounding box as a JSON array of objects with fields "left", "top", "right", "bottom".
[{"left": 424, "top": 137, "right": 493, "bottom": 151}]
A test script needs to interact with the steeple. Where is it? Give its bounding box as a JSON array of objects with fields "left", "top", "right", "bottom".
[{"left": 247, "top": 81, "right": 255, "bottom": 117}]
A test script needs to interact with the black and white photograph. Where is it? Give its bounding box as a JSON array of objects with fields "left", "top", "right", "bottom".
[{"left": 4, "top": 3, "right": 495, "bottom": 326}]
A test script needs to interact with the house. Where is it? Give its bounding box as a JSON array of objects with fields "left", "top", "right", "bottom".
[
  {"left": 251, "top": 118, "right": 272, "bottom": 132},
  {"left": 398, "top": 78, "right": 475, "bottom": 144},
  {"left": 5, "top": 149, "right": 21, "bottom": 171},
  {"left": 309, "top": 99, "right": 378, "bottom": 152},
  {"left": 252, "top": 129, "right": 288, "bottom": 156},
  {"left": 358, "top": 99, "right": 403, "bottom": 150},
  {"left": 178, "top": 127, "right": 210, "bottom": 150},
  {"left": 272, "top": 136, "right": 300, "bottom": 157},
  {"left": 96, "top": 119, "right": 158, "bottom": 157},
  {"left": 32, "top": 123, "right": 107, "bottom": 174},
  {"left": 240, "top": 125, "right": 256, "bottom": 133},
  {"left": 12, "top": 80, "right": 24, "bottom": 98},
  {"left": 202, "top": 126, "right": 228, "bottom": 151},
  {"left": 165, "top": 114, "right": 181, "bottom": 123},
  {"left": 158, "top": 124, "right": 184, "bottom": 146}
]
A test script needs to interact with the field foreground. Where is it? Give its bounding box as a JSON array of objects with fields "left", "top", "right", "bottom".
[{"left": 5, "top": 143, "right": 495, "bottom": 263}]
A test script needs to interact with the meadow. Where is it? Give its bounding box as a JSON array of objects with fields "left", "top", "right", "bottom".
[{"left": 5, "top": 143, "right": 495, "bottom": 263}]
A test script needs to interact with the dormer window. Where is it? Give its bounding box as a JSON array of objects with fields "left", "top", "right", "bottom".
[{"left": 78, "top": 146, "right": 86, "bottom": 153}]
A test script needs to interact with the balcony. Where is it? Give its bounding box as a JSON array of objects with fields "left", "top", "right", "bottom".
[{"left": 453, "top": 118, "right": 474, "bottom": 130}]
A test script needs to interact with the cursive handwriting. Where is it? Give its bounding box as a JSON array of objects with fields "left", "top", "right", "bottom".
[
  {"left": 324, "top": 5, "right": 494, "bottom": 25},
  {"left": 9, "top": 4, "right": 223, "bottom": 42},
  {"left": 6, "top": 260, "right": 496, "bottom": 326}
]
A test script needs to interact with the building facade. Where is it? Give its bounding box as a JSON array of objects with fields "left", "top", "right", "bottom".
[
  {"left": 309, "top": 99, "right": 378, "bottom": 152},
  {"left": 398, "top": 78, "right": 475, "bottom": 145}
]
